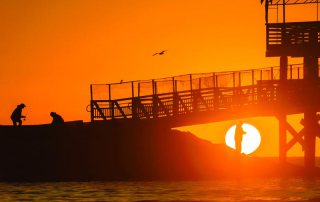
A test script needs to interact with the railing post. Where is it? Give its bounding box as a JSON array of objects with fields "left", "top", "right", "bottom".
[
  {"left": 212, "top": 73, "right": 215, "bottom": 106},
  {"left": 131, "top": 81, "right": 134, "bottom": 98},
  {"left": 252, "top": 70, "right": 255, "bottom": 85},
  {"left": 173, "top": 83, "right": 179, "bottom": 116},
  {"left": 131, "top": 82, "right": 136, "bottom": 119},
  {"left": 109, "top": 84, "right": 113, "bottom": 120},
  {"left": 173, "top": 77, "right": 179, "bottom": 116},
  {"left": 252, "top": 70, "right": 255, "bottom": 104},
  {"left": 189, "top": 74, "right": 193, "bottom": 91},
  {"left": 108, "top": 84, "right": 111, "bottom": 100},
  {"left": 233, "top": 72, "right": 235, "bottom": 88},
  {"left": 212, "top": 73, "right": 215, "bottom": 88},
  {"left": 111, "top": 101, "right": 115, "bottom": 120},
  {"left": 152, "top": 79, "right": 156, "bottom": 95},
  {"left": 232, "top": 72, "right": 236, "bottom": 107},
  {"left": 172, "top": 77, "right": 175, "bottom": 93},
  {"left": 90, "top": 84, "right": 94, "bottom": 122},
  {"left": 238, "top": 72, "right": 242, "bottom": 106},
  {"left": 290, "top": 65, "right": 293, "bottom": 79},
  {"left": 271, "top": 67, "right": 274, "bottom": 102},
  {"left": 132, "top": 98, "right": 137, "bottom": 119},
  {"left": 152, "top": 80, "right": 158, "bottom": 118},
  {"left": 214, "top": 75, "right": 219, "bottom": 111}
]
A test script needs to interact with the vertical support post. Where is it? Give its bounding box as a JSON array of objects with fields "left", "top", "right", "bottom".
[
  {"left": 317, "top": 0, "right": 319, "bottom": 21},
  {"left": 233, "top": 72, "right": 236, "bottom": 88},
  {"left": 304, "top": 110, "right": 317, "bottom": 169},
  {"left": 173, "top": 80, "right": 179, "bottom": 116},
  {"left": 108, "top": 84, "right": 111, "bottom": 100},
  {"left": 189, "top": 74, "right": 193, "bottom": 91},
  {"left": 265, "top": 0, "right": 269, "bottom": 23},
  {"left": 138, "top": 82, "right": 141, "bottom": 97},
  {"left": 172, "top": 77, "right": 175, "bottom": 93},
  {"left": 252, "top": 70, "right": 254, "bottom": 85},
  {"left": 282, "top": 0, "right": 286, "bottom": 23},
  {"left": 277, "top": 4, "right": 279, "bottom": 23},
  {"left": 152, "top": 80, "right": 158, "bottom": 118},
  {"left": 278, "top": 115, "right": 287, "bottom": 164},
  {"left": 252, "top": 70, "right": 255, "bottom": 104},
  {"left": 131, "top": 81, "right": 134, "bottom": 98},
  {"left": 214, "top": 75, "right": 219, "bottom": 111},
  {"left": 212, "top": 73, "right": 216, "bottom": 109},
  {"left": 213, "top": 73, "right": 216, "bottom": 88},
  {"left": 280, "top": 56, "right": 288, "bottom": 81},
  {"left": 233, "top": 72, "right": 236, "bottom": 107},
  {"left": 131, "top": 81, "right": 137, "bottom": 119},
  {"left": 111, "top": 101, "right": 115, "bottom": 120},
  {"left": 290, "top": 65, "right": 293, "bottom": 79},
  {"left": 279, "top": 56, "right": 288, "bottom": 164},
  {"left": 108, "top": 84, "right": 112, "bottom": 120},
  {"left": 303, "top": 55, "right": 318, "bottom": 169},
  {"left": 152, "top": 79, "right": 156, "bottom": 95},
  {"left": 173, "top": 77, "right": 178, "bottom": 116},
  {"left": 90, "top": 84, "right": 94, "bottom": 122},
  {"left": 270, "top": 67, "right": 274, "bottom": 101}
]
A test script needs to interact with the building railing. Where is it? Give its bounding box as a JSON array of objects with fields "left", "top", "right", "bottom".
[
  {"left": 91, "top": 64, "right": 305, "bottom": 102},
  {"left": 89, "top": 64, "right": 318, "bottom": 122}
]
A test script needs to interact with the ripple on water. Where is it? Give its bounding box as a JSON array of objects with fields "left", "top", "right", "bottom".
[{"left": 0, "top": 178, "right": 319, "bottom": 201}]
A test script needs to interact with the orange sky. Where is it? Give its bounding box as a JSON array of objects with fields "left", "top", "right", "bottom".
[{"left": 0, "top": 0, "right": 319, "bottom": 156}]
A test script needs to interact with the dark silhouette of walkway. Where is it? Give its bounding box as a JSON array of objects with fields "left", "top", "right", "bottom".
[{"left": 90, "top": 64, "right": 314, "bottom": 127}]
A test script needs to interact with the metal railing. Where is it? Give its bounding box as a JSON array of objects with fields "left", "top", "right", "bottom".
[{"left": 89, "top": 64, "right": 315, "bottom": 122}]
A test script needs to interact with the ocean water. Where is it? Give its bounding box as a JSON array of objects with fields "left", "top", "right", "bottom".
[{"left": 1, "top": 178, "right": 320, "bottom": 202}]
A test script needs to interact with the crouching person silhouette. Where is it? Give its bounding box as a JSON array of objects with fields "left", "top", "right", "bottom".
[
  {"left": 50, "top": 112, "right": 64, "bottom": 126},
  {"left": 11, "top": 103, "right": 26, "bottom": 126}
]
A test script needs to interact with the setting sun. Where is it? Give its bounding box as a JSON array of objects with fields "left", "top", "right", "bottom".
[{"left": 225, "top": 123, "right": 261, "bottom": 155}]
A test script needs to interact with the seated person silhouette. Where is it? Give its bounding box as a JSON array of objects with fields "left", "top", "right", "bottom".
[
  {"left": 234, "top": 121, "right": 246, "bottom": 154},
  {"left": 50, "top": 112, "right": 64, "bottom": 126},
  {"left": 11, "top": 103, "right": 26, "bottom": 126}
]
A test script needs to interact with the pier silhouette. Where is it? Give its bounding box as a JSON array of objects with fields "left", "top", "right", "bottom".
[{"left": 89, "top": 0, "right": 320, "bottom": 169}]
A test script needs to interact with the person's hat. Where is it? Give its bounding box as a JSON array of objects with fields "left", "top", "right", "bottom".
[{"left": 19, "top": 103, "right": 26, "bottom": 108}]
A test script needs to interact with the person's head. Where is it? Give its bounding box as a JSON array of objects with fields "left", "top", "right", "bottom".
[
  {"left": 18, "top": 103, "right": 26, "bottom": 108},
  {"left": 50, "top": 112, "right": 56, "bottom": 117}
]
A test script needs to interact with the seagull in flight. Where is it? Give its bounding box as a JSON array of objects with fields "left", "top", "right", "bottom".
[{"left": 153, "top": 50, "right": 167, "bottom": 56}]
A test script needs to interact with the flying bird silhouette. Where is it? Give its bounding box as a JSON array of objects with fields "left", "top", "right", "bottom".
[{"left": 153, "top": 50, "right": 167, "bottom": 56}]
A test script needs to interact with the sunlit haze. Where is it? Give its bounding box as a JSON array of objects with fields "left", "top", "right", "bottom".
[{"left": 1, "top": 0, "right": 319, "bottom": 157}]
